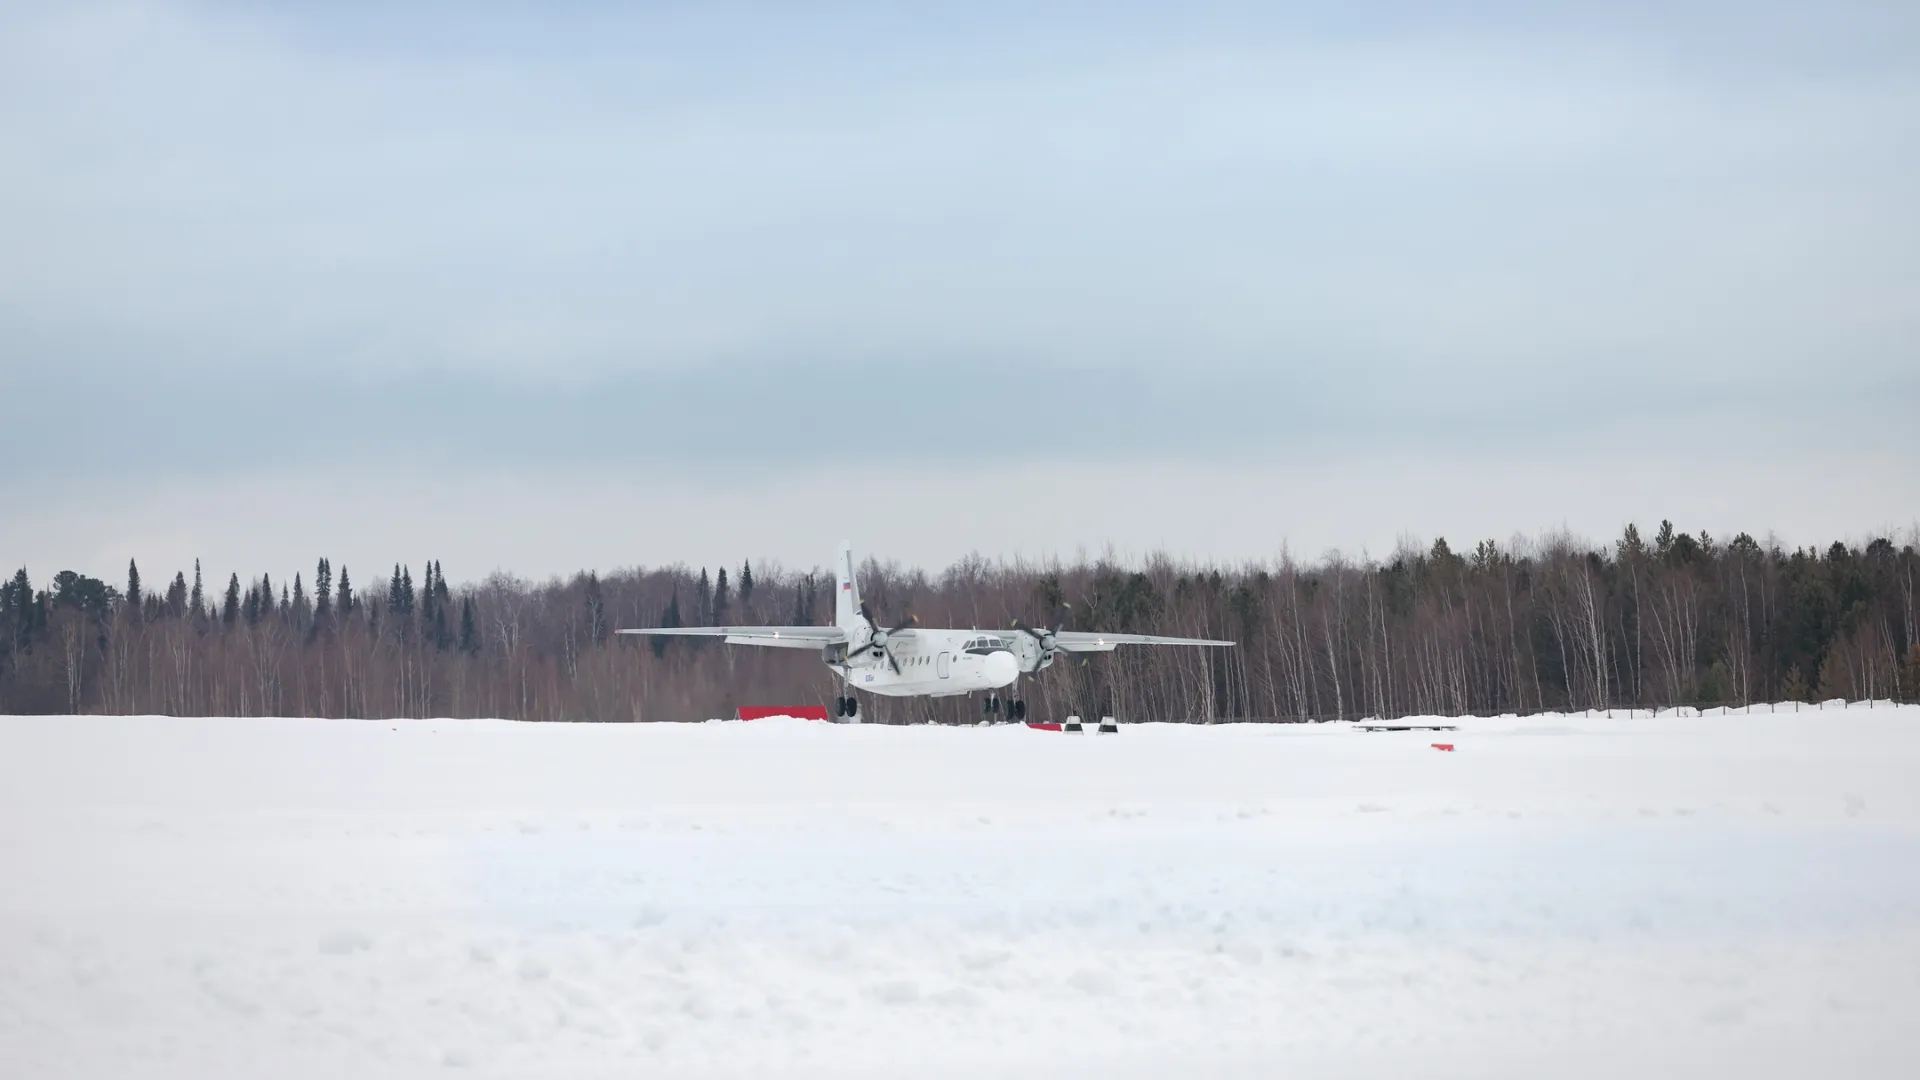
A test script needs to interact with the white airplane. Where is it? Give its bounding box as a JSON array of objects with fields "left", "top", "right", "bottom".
[{"left": 616, "top": 541, "right": 1233, "bottom": 720}]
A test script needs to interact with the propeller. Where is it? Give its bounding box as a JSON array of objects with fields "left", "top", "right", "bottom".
[
  {"left": 847, "top": 600, "right": 917, "bottom": 674},
  {"left": 1010, "top": 605, "right": 1072, "bottom": 662}
]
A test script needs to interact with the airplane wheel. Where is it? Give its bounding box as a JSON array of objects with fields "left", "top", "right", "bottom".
[
  {"left": 833, "top": 697, "right": 845, "bottom": 718},
  {"left": 846, "top": 697, "right": 858, "bottom": 718},
  {"left": 983, "top": 697, "right": 994, "bottom": 714},
  {"left": 1013, "top": 700, "right": 1027, "bottom": 721}
]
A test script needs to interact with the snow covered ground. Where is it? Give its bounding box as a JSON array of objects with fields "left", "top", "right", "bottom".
[{"left": 4, "top": 708, "right": 1919, "bottom": 1079}]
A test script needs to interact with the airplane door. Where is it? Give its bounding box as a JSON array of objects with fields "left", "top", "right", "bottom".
[{"left": 937, "top": 652, "right": 951, "bottom": 679}]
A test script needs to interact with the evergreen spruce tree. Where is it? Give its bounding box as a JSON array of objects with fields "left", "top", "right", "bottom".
[
  {"left": 337, "top": 566, "right": 353, "bottom": 615},
  {"left": 432, "top": 562, "right": 452, "bottom": 647},
  {"left": 1777, "top": 664, "right": 1807, "bottom": 703},
  {"left": 419, "top": 563, "right": 436, "bottom": 643},
  {"left": 0, "top": 570, "right": 15, "bottom": 655},
  {"left": 695, "top": 569, "right": 712, "bottom": 625},
  {"left": 223, "top": 573, "right": 240, "bottom": 626},
  {"left": 126, "top": 559, "right": 142, "bottom": 613},
  {"left": 259, "top": 573, "right": 274, "bottom": 615},
  {"left": 166, "top": 572, "right": 187, "bottom": 618},
  {"left": 459, "top": 596, "right": 477, "bottom": 654},
  {"left": 654, "top": 589, "right": 681, "bottom": 658},
  {"left": 6, "top": 568, "right": 36, "bottom": 652},
  {"left": 739, "top": 561, "right": 754, "bottom": 611},
  {"left": 1816, "top": 653, "right": 1844, "bottom": 702},
  {"left": 315, "top": 559, "right": 332, "bottom": 619},
  {"left": 713, "top": 568, "right": 730, "bottom": 625},
  {"left": 190, "top": 560, "right": 204, "bottom": 618},
  {"left": 389, "top": 565, "right": 403, "bottom": 613},
  {"left": 401, "top": 565, "right": 414, "bottom": 615},
  {"left": 293, "top": 573, "right": 307, "bottom": 620}
]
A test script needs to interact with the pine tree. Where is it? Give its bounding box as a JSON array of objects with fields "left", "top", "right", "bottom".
[
  {"left": 696, "top": 569, "right": 712, "bottom": 625},
  {"left": 126, "top": 559, "right": 142, "bottom": 613},
  {"left": 389, "top": 565, "right": 403, "bottom": 613},
  {"left": 293, "top": 573, "right": 308, "bottom": 620},
  {"left": 739, "top": 561, "right": 754, "bottom": 612},
  {"left": 714, "top": 567, "right": 730, "bottom": 625},
  {"left": 259, "top": 573, "right": 274, "bottom": 616},
  {"left": 1618, "top": 523, "right": 1644, "bottom": 560},
  {"left": 401, "top": 565, "right": 414, "bottom": 615},
  {"left": 337, "top": 566, "right": 353, "bottom": 615},
  {"left": 223, "top": 573, "right": 240, "bottom": 625},
  {"left": 190, "top": 560, "right": 204, "bottom": 618},
  {"left": 166, "top": 572, "right": 187, "bottom": 618}
]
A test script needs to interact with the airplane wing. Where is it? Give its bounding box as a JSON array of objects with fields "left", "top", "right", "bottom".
[
  {"left": 615, "top": 626, "right": 847, "bottom": 650},
  {"left": 1050, "top": 631, "right": 1234, "bottom": 653}
]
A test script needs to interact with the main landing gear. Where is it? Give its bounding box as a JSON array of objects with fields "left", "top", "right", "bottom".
[
  {"left": 983, "top": 695, "right": 1027, "bottom": 721},
  {"left": 834, "top": 695, "right": 859, "bottom": 719}
]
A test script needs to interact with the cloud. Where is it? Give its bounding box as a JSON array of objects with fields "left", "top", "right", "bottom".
[
  {"left": 5, "top": 1, "right": 1916, "bottom": 385},
  {"left": 2, "top": 2, "right": 1915, "bottom": 578}
]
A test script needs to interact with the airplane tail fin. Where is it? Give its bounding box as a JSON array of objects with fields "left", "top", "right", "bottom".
[{"left": 834, "top": 540, "right": 862, "bottom": 634}]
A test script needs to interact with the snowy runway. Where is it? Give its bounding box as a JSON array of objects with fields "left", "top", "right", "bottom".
[{"left": 4, "top": 711, "right": 1919, "bottom": 1078}]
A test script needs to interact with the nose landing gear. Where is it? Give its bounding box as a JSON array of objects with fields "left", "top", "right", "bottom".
[{"left": 834, "top": 695, "right": 859, "bottom": 719}]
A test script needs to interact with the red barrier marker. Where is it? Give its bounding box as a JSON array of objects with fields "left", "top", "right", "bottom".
[
  {"left": 1431, "top": 742, "right": 1454, "bottom": 752},
  {"left": 737, "top": 706, "right": 830, "bottom": 721}
]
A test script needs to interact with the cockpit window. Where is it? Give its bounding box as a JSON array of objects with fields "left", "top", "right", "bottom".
[{"left": 963, "top": 635, "right": 1009, "bottom": 656}]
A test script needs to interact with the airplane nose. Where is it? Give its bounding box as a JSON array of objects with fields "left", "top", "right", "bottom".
[{"left": 985, "top": 651, "right": 1019, "bottom": 687}]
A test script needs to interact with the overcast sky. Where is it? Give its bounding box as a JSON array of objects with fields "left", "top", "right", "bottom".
[{"left": 3, "top": 1, "right": 1916, "bottom": 586}]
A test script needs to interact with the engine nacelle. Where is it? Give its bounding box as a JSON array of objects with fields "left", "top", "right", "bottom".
[{"left": 1009, "top": 634, "right": 1056, "bottom": 673}]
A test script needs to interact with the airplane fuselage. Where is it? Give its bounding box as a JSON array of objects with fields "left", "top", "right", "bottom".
[{"left": 828, "top": 628, "right": 1025, "bottom": 698}]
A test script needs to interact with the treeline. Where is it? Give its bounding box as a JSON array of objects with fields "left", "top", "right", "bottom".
[{"left": 4, "top": 522, "right": 1919, "bottom": 722}]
